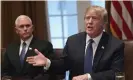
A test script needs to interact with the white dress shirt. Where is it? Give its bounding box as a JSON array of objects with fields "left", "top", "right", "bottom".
[
  {"left": 85, "top": 32, "right": 103, "bottom": 80},
  {"left": 19, "top": 35, "right": 33, "bottom": 56},
  {"left": 85, "top": 32, "right": 103, "bottom": 63}
]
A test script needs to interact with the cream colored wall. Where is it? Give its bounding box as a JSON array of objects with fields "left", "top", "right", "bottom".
[{"left": 77, "top": 1, "right": 91, "bottom": 32}]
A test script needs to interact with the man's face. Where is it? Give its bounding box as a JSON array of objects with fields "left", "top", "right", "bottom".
[
  {"left": 15, "top": 17, "right": 33, "bottom": 41},
  {"left": 84, "top": 10, "right": 104, "bottom": 38}
]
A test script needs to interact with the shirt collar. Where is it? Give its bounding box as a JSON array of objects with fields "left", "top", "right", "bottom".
[
  {"left": 86, "top": 32, "right": 103, "bottom": 45},
  {"left": 20, "top": 35, "right": 33, "bottom": 46}
]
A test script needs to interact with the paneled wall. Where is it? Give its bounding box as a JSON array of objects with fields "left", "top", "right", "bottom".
[{"left": 1, "top": 1, "right": 48, "bottom": 48}]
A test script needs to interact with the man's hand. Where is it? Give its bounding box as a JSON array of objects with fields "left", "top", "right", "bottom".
[
  {"left": 2, "top": 76, "right": 12, "bottom": 80},
  {"left": 26, "top": 49, "right": 47, "bottom": 66},
  {"left": 72, "top": 74, "right": 89, "bottom": 80}
]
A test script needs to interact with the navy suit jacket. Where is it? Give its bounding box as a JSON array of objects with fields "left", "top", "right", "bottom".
[
  {"left": 50, "top": 32, "right": 124, "bottom": 80},
  {"left": 2, "top": 37, "right": 54, "bottom": 79}
]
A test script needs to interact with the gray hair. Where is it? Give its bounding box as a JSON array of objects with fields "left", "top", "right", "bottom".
[{"left": 15, "top": 15, "right": 32, "bottom": 26}]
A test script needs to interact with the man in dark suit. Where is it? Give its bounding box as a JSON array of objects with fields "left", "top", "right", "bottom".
[
  {"left": 2, "top": 15, "right": 54, "bottom": 80},
  {"left": 26, "top": 6, "right": 124, "bottom": 80}
]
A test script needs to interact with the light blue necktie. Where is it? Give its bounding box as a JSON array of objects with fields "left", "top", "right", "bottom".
[
  {"left": 84, "top": 39, "right": 94, "bottom": 73},
  {"left": 20, "top": 42, "right": 26, "bottom": 66}
]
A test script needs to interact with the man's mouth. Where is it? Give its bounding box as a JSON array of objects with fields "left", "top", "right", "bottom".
[
  {"left": 87, "top": 26, "right": 93, "bottom": 30},
  {"left": 23, "top": 33, "right": 28, "bottom": 35}
]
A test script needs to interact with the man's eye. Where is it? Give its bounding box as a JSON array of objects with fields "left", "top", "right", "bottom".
[
  {"left": 19, "top": 24, "right": 31, "bottom": 28},
  {"left": 92, "top": 17, "right": 96, "bottom": 19},
  {"left": 25, "top": 24, "right": 30, "bottom": 27},
  {"left": 85, "top": 17, "right": 90, "bottom": 20},
  {"left": 19, "top": 25, "right": 24, "bottom": 28},
  {"left": 92, "top": 17, "right": 100, "bottom": 20}
]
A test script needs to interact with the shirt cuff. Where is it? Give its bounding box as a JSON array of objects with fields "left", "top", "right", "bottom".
[
  {"left": 43, "top": 58, "right": 51, "bottom": 70},
  {"left": 87, "top": 73, "right": 92, "bottom": 80}
]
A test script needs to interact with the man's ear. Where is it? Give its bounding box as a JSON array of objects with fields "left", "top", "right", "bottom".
[
  {"left": 14, "top": 27, "right": 18, "bottom": 34},
  {"left": 102, "top": 22, "right": 108, "bottom": 32}
]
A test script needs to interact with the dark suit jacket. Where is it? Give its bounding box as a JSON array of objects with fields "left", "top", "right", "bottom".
[
  {"left": 2, "top": 37, "right": 54, "bottom": 79},
  {"left": 50, "top": 32, "right": 124, "bottom": 80}
]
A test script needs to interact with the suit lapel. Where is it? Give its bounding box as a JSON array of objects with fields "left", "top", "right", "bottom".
[
  {"left": 92, "top": 32, "right": 109, "bottom": 71},
  {"left": 12, "top": 42, "right": 22, "bottom": 70},
  {"left": 22, "top": 37, "right": 37, "bottom": 70},
  {"left": 80, "top": 32, "right": 86, "bottom": 58},
  {"left": 79, "top": 32, "right": 86, "bottom": 73}
]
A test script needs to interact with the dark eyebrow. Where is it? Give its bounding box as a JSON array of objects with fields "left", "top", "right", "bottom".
[{"left": 19, "top": 24, "right": 31, "bottom": 27}]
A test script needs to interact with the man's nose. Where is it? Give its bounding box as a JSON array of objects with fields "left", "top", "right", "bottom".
[
  {"left": 88, "top": 17, "right": 93, "bottom": 24},
  {"left": 23, "top": 26, "right": 28, "bottom": 30}
]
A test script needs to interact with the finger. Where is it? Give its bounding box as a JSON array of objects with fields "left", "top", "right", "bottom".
[
  {"left": 34, "top": 49, "right": 42, "bottom": 55},
  {"left": 26, "top": 58, "right": 36, "bottom": 64},
  {"left": 26, "top": 59, "right": 34, "bottom": 63},
  {"left": 33, "top": 63, "right": 40, "bottom": 66},
  {"left": 26, "top": 58, "right": 34, "bottom": 62},
  {"left": 28, "top": 61, "right": 36, "bottom": 64},
  {"left": 33, "top": 63, "right": 44, "bottom": 66},
  {"left": 26, "top": 57, "right": 35, "bottom": 61},
  {"left": 26, "top": 57, "right": 34, "bottom": 61},
  {"left": 72, "top": 77, "right": 77, "bottom": 80},
  {"left": 27, "top": 56, "right": 34, "bottom": 59},
  {"left": 72, "top": 76, "right": 81, "bottom": 80}
]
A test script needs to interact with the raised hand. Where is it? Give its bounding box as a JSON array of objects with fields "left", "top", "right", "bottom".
[{"left": 26, "top": 49, "right": 47, "bottom": 66}]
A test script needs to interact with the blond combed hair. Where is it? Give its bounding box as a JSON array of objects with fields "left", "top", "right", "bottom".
[{"left": 85, "top": 5, "right": 108, "bottom": 24}]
